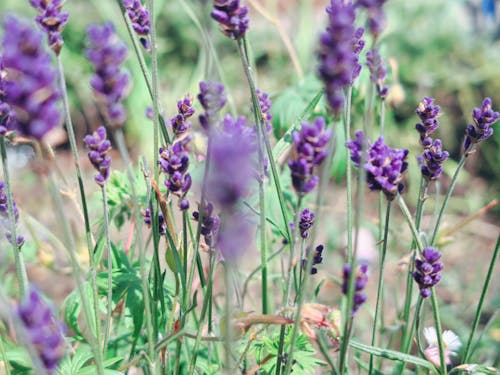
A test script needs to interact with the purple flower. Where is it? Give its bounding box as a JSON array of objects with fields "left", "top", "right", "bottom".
[
  {"left": 366, "top": 48, "right": 388, "bottom": 99},
  {"left": 318, "top": 0, "right": 365, "bottom": 115},
  {"left": 86, "top": 23, "right": 130, "bottom": 127},
  {"left": 84, "top": 126, "right": 112, "bottom": 186},
  {"left": 419, "top": 139, "right": 449, "bottom": 182},
  {"left": 288, "top": 117, "right": 332, "bottom": 196},
  {"left": 464, "top": 97, "right": 500, "bottom": 152},
  {"left": 17, "top": 288, "right": 66, "bottom": 374},
  {"left": 142, "top": 207, "right": 166, "bottom": 235},
  {"left": 252, "top": 89, "right": 273, "bottom": 132},
  {"left": 0, "top": 63, "right": 14, "bottom": 136},
  {"left": 356, "top": 0, "right": 387, "bottom": 38},
  {"left": 0, "top": 181, "right": 24, "bottom": 246},
  {"left": 342, "top": 263, "right": 368, "bottom": 316},
  {"left": 413, "top": 247, "right": 443, "bottom": 298},
  {"left": 171, "top": 95, "right": 194, "bottom": 137},
  {"left": 29, "top": 0, "right": 69, "bottom": 55},
  {"left": 193, "top": 201, "right": 220, "bottom": 248},
  {"left": 416, "top": 97, "right": 440, "bottom": 147},
  {"left": 1, "top": 16, "right": 61, "bottom": 140},
  {"left": 122, "top": 0, "right": 151, "bottom": 50},
  {"left": 211, "top": 0, "right": 249, "bottom": 40},
  {"left": 158, "top": 137, "right": 192, "bottom": 210},
  {"left": 347, "top": 131, "right": 409, "bottom": 200},
  {"left": 198, "top": 81, "right": 227, "bottom": 130},
  {"left": 299, "top": 208, "right": 315, "bottom": 239},
  {"left": 302, "top": 244, "right": 324, "bottom": 275}
]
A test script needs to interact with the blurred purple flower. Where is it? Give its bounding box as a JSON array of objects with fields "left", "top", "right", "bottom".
[
  {"left": 193, "top": 201, "right": 220, "bottom": 248},
  {"left": 413, "top": 247, "right": 443, "bottom": 298},
  {"left": 302, "top": 244, "right": 324, "bottom": 275},
  {"left": 142, "top": 207, "right": 166, "bottom": 235},
  {"left": 0, "top": 63, "right": 14, "bottom": 136},
  {"left": 198, "top": 81, "right": 227, "bottom": 130},
  {"left": 29, "top": 0, "right": 69, "bottom": 55},
  {"left": 299, "top": 208, "right": 315, "bottom": 239},
  {"left": 211, "top": 0, "right": 249, "bottom": 40},
  {"left": 464, "top": 97, "right": 500, "bottom": 152},
  {"left": 86, "top": 23, "right": 130, "bottom": 127},
  {"left": 318, "top": 0, "right": 365, "bottom": 115},
  {"left": 356, "top": 0, "right": 387, "bottom": 38},
  {"left": 288, "top": 117, "right": 332, "bottom": 196},
  {"left": 0, "top": 181, "right": 24, "bottom": 246},
  {"left": 1, "top": 16, "right": 61, "bottom": 140},
  {"left": 171, "top": 95, "right": 194, "bottom": 137},
  {"left": 17, "top": 288, "right": 66, "bottom": 374},
  {"left": 347, "top": 131, "right": 409, "bottom": 200},
  {"left": 84, "top": 126, "right": 112, "bottom": 186},
  {"left": 252, "top": 89, "right": 273, "bottom": 132},
  {"left": 342, "top": 263, "right": 368, "bottom": 316},
  {"left": 122, "top": 0, "right": 151, "bottom": 50},
  {"left": 366, "top": 48, "right": 388, "bottom": 99}
]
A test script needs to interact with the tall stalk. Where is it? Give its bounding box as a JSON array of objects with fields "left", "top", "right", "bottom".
[{"left": 101, "top": 186, "right": 113, "bottom": 351}]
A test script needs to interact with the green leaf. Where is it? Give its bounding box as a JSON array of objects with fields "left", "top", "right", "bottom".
[
  {"left": 61, "top": 282, "right": 95, "bottom": 341},
  {"left": 78, "top": 357, "right": 123, "bottom": 374}
]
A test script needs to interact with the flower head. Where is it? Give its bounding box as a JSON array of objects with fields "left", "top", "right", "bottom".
[
  {"left": 171, "top": 95, "right": 194, "bottom": 137},
  {"left": 211, "top": 0, "right": 249, "bottom": 40},
  {"left": 142, "top": 207, "right": 166, "bottom": 235},
  {"left": 84, "top": 126, "right": 112, "bottom": 186},
  {"left": 464, "top": 97, "right": 500, "bottom": 152},
  {"left": 298, "top": 208, "right": 315, "bottom": 239},
  {"left": 17, "top": 288, "right": 66, "bottom": 374},
  {"left": 342, "top": 263, "right": 368, "bottom": 316},
  {"left": 86, "top": 23, "right": 130, "bottom": 127},
  {"left": 0, "top": 64, "right": 14, "bottom": 135},
  {"left": 302, "top": 244, "right": 324, "bottom": 275},
  {"left": 423, "top": 327, "right": 461, "bottom": 367},
  {"left": 288, "top": 117, "right": 332, "bottom": 196},
  {"left": 0, "top": 181, "right": 24, "bottom": 246},
  {"left": 193, "top": 201, "right": 220, "bottom": 248},
  {"left": 413, "top": 247, "right": 443, "bottom": 298},
  {"left": 366, "top": 48, "right": 388, "bottom": 99},
  {"left": 253, "top": 89, "right": 273, "bottom": 132},
  {"left": 1, "top": 16, "right": 61, "bottom": 140},
  {"left": 198, "top": 81, "right": 227, "bottom": 130},
  {"left": 419, "top": 139, "right": 449, "bottom": 182},
  {"left": 416, "top": 97, "right": 440, "bottom": 147},
  {"left": 318, "top": 0, "right": 365, "bottom": 115},
  {"left": 356, "top": 0, "right": 388, "bottom": 38},
  {"left": 29, "top": 0, "right": 69, "bottom": 55},
  {"left": 122, "top": 0, "right": 151, "bottom": 50},
  {"left": 347, "top": 131, "right": 409, "bottom": 200}
]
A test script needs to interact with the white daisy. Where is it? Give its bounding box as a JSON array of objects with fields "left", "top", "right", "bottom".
[{"left": 423, "top": 327, "right": 461, "bottom": 366}]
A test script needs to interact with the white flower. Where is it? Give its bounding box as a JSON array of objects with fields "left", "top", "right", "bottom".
[{"left": 423, "top": 327, "right": 461, "bottom": 367}]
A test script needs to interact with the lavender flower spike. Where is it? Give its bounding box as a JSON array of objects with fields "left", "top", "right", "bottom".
[
  {"left": 198, "top": 81, "right": 227, "bottom": 130},
  {"left": 356, "top": 0, "right": 388, "bottom": 38},
  {"left": 84, "top": 126, "right": 112, "bottom": 186},
  {"left": 416, "top": 96, "right": 440, "bottom": 147},
  {"left": 193, "top": 201, "right": 220, "bottom": 248},
  {"left": 0, "top": 181, "right": 24, "bottom": 246},
  {"left": 299, "top": 208, "right": 315, "bottom": 239},
  {"left": 366, "top": 48, "right": 388, "bottom": 100},
  {"left": 17, "top": 288, "right": 66, "bottom": 374},
  {"left": 413, "top": 247, "right": 443, "bottom": 298},
  {"left": 1, "top": 16, "right": 62, "bottom": 140},
  {"left": 29, "top": 0, "right": 69, "bottom": 55},
  {"left": 122, "top": 0, "right": 151, "bottom": 50},
  {"left": 0, "top": 63, "right": 14, "bottom": 135},
  {"left": 342, "top": 264, "right": 368, "bottom": 316},
  {"left": 142, "top": 208, "right": 167, "bottom": 235},
  {"left": 288, "top": 117, "right": 332, "bottom": 196},
  {"left": 318, "top": 0, "right": 365, "bottom": 115},
  {"left": 211, "top": 0, "right": 249, "bottom": 40},
  {"left": 171, "top": 95, "right": 195, "bottom": 137},
  {"left": 86, "top": 23, "right": 130, "bottom": 127},
  {"left": 464, "top": 97, "right": 500, "bottom": 152},
  {"left": 346, "top": 131, "right": 409, "bottom": 200},
  {"left": 302, "top": 244, "right": 324, "bottom": 275}
]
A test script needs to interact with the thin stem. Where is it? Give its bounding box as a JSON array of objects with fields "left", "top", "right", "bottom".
[
  {"left": 397, "top": 194, "right": 424, "bottom": 253},
  {"left": 0, "top": 137, "right": 28, "bottom": 298},
  {"left": 224, "top": 264, "right": 233, "bottom": 372},
  {"left": 0, "top": 326, "right": 12, "bottom": 375},
  {"left": 430, "top": 155, "right": 466, "bottom": 245},
  {"left": 101, "top": 187, "right": 113, "bottom": 351},
  {"left": 344, "top": 86, "right": 354, "bottom": 262},
  {"left": 368, "top": 200, "right": 392, "bottom": 374},
  {"left": 463, "top": 233, "right": 500, "bottom": 362},
  {"left": 430, "top": 290, "right": 447, "bottom": 375}
]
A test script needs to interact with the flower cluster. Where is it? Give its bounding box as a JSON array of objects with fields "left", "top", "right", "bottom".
[
  {"left": 0, "top": 63, "right": 13, "bottom": 135},
  {"left": 356, "top": 0, "right": 388, "bottom": 38},
  {"left": 347, "top": 131, "right": 409, "bottom": 200},
  {"left": 1, "top": 16, "right": 61, "bottom": 140},
  {"left": 122, "top": 0, "right": 151, "bottom": 50},
  {"left": 84, "top": 126, "right": 112, "bottom": 186},
  {"left": 198, "top": 81, "right": 227, "bottom": 130},
  {"left": 158, "top": 137, "right": 192, "bottom": 210},
  {"left": 464, "top": 97, "right": 500, "bottom": 152},
  {"left": 415, "top": 97, "right": 449, "bottom": 182},
  {"left": 341, "top": 263, "right": 368, "bottom": 316},
  {"left": 86, "top": 23, "right": 130, "bottom": 127},
  {"left": 142, "top": 208, "right": 166, "bottom": 235},
  {"left": 29, "top": 0, "right": 69, "bottom": 55},
  {"left": 423, "top": 327, "right": 461, "bottom": 367},
  {"left": 0, "top": 181, "right": 24, "bottom": 246},
  {"left": 299, "top": 208, "right": 315, "bottom": 239},
  {"left": 193, "top": 201, "right": 220, "bottom": 248},
  {"left": 17, "top": 288, "right": 66, "bottom": 374},
  {"left": 302, "top": 244, "right": 324, "bottom": 275},
  {"left": 318, "top": 0, "right": 364, "bottom": 115},
  {"left": 366, "top": 48, "right": 388, "bottom": 99},
  {"left": 288, "top": 117, "right": 332, "bottom": 196},
  {"left": 413, "top": 247, "right": 443, "bottom": 298},
  {"left": 254, "top": 89, "right": 272, "bottom": 132},
  {"left": 171, "top": 95, "right": 194, "bottom": 137},
  {"left": 211, "top": 0, "right": 249, "bottom": 40}
]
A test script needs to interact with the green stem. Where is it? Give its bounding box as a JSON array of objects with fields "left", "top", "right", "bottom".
[
  {"left": 463, "top": 233, "right": 500, "bottom": 363},
  {"left": 430, "top": 155, "right": 466, "bottom": 246},
  {"left": 368, "top": 200, "right": 392, "bottom": 374},
  {"left": 344, "top": 86, "right": 354, "bottom": 262},
  {"left": 430, "top": 290, "right": 447, "bottom": 374},
  {"left": 0, "top": 326, "right": 12, "bottom": 375},
  {"left": 0, "top": 137, "right": 28, "bottom": 298},
  {"left": 397, "top": 195, "right": 424, "bottom": 253},
  {"left": 101, "top": 186, "right": 113, "bottom": 351}
]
